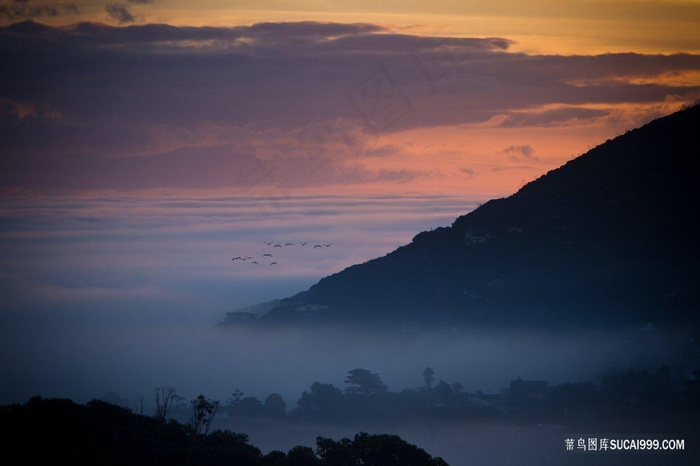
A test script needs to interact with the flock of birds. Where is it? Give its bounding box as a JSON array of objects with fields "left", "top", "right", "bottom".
[{"left": 232, "top": 241, "right": 332, "bottom": 267}]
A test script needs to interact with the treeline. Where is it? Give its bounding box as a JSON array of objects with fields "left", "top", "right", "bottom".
[
  {"left": 287, "top": 368, "right": 480, "bottom": 423},
  {"left": 4, "top": 365, "right": 699, "bottom": 465},
  {"left": 199, "top": 365, "right": 700, "bottom": 426},
  {"left": 0, "top": 396, "right": 448, "bottom": 466},
  {"left": 171, "top": 368, "right": 491, "bottom": 425}
]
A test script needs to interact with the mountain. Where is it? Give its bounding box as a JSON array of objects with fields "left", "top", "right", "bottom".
[{"left": 224, "top": 104, "right": 700, "bottom": 329}]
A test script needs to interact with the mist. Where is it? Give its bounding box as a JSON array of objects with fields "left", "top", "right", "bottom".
[
  {"left": 2, "top": 292, "right": 696, "bottom": 465},
  {"left": 2, "top": 300, "right": 690, "bottom": 410},
  {"left": 2, "top": 193, "right": 697, "bottom": 464}
]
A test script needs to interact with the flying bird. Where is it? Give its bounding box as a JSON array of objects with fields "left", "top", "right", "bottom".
[
  {"left": 285, "top": 242, "right": 294, "bottom": 246},
  {"left": 263, "top": 253, "right": 272, "bottom": 257},
  {"left": 264, "top": 241, "right": 273, "bottom": 245},
  {"left": 324, "top": 244, "right": 332, "bottom": 247},
  {"left": 274, "top": 244, "right": 282, "bottom": 248},
  {"left": 232, "top": 256, "right": 242, "bottom": 260},
  {"left": 300, "top": 242, "right": 308, "bottom": 246},
  {"left": 250, "top": 261, "right": 260, "bottom": 265},
  {"left": 270, "top": 262, "right": 278, "bottom": 266},
  {"left": 314, "top": 244, "right": 322, "bottom": 249}
]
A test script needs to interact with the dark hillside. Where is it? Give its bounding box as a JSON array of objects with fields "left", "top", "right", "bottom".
[
  {"left": 0, "top": 397, "right": 449, "bottom": 466},
  {"left": 234, "top": 105, "right": 700, "bottom": 329}
]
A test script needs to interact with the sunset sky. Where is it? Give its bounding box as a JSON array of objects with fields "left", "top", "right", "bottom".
[
  {"left": 2, "top": 0, "right": 699, "bottom": 288},
  {"left": 2, "top": 0, "right": 699, "bottom": 198},
  {"left": 1, "top": 0, "right": 699, "bottom": 408},
  {"left": 1, "top": 0, "right": 699, "bottom": 300}
]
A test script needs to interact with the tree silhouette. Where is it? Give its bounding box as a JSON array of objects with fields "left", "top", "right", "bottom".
[
  {"left": 287, "top": 445, "right": 322, "bottom": 466},
  {"left": 235, "top": 396, "right": 265, "bottom": 416},
  {"left": 423, "top": 367, "right": 435, "bottom": 390},
  {"left": 188, "top": 394, "right": 220, "bottom": 463},
  {"left": 190, "top": 394, "right": 219, "bottom": 436},
  {"left": 344, "top": 368, "right": 388, "bottom": 395},
  {"left": 316, "top": 433, "right": 449, "bottom": 466},
  {"left": 154, "top": 386, "right": 181, "bottom": 420},
  {"left": 296, "top": 382, "right": 344, "bottom": 420},
  {"left": 228, "top": 387, "right": 245, "bottom": 408},
  {"left": 264, "top": 393, "right": 287, "bottom": 418}
]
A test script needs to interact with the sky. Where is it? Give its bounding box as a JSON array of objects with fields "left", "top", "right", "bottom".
[{"left": 1, "top": 0, "right": 699, "bottom": 408}]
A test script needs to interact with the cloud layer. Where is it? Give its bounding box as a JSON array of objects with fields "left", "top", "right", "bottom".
[
  {"left": 0, "top": 193, "right": 478, "bottom": 321},
  {"left": 0, "top": 1, "right": 79, "bottom": 21},
  {"left": 0, "top": 20, "right": 699, "bottom": 195}
]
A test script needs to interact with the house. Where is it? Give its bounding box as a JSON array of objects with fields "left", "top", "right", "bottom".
[{"left": 464, "top": 230, "right": 490, "bottom": 245}]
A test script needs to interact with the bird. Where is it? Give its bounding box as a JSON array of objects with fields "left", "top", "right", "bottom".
[
  {"left": 250, "top": 261, "right": 260, "bottom": 265},
  {"left": 263, "top": 253, "right": 272, "bottom": 257},
  {"left": 300, "top": 242, "right": 308, "bottom": 246},
  {"left": 314, "top": 244, "right": 322, "bottom": 249},
  {"left": 270, "top": 262, "right": 278, "bottom": 266},
  {"left": 274, "top": 244, "right": 282, "bottom": 248},
  {"left": 285, "top": 242, "right": 294, "bottom": 246},
  {"left": 264, "top": 241, "right": 273, "bottom": 245},
  {"left": 232, "top": 256, "right": 242, "bottom": 260},
  {"left": 324, "top": 243, "right": 332, "bottom": 247}
]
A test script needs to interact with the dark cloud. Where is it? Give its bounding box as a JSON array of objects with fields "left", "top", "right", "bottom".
[
  {"left": 0, "top": 19, "right": 385, "bottom": 48},
  {"left": 248, "top": 21, "right": 385, "bottom": 40},
  {"left": 503, "top": 145, "right": 537, "bottom": 161},
  {"left": 491, "top": 108, "right": 610, "bottom": 128},
  {"left": 0, "top": 143, "right": 431, "bottom": 193},
  {"left": 0, "top": 0, "right": 78, "bottom": 20},
  {"left": 105, "top": 3, "right": 136, "bottom": 24},
  {"left": 329, "top": 33, "right": 513, "bottom": 53},
  {"left": 1, "top": 21, "right": 699, "bottom": 193}
]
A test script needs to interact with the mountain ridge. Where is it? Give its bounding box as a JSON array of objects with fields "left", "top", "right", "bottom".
[{"left": 224, "top": 104, "right": 700, "bottom": 329}]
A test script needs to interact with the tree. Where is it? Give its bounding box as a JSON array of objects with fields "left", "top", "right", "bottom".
[
  {"left": 261, "top": 450, "right": 288, "bottom": 466},
  {"left": 344, "top": 368, "right": 388, "bottom": 396},
  {"left": 296, "top": 382, "right": 344, "bottom": 420},
  {"left": 423, "top": 367, "right": 435, "bottom": 390},
  {"left": 264, "top": 393, "right": 287, "bottom": 418},
  {"left": 228, "top": 387, "right": 245, "bottom": 408},
  {"left": 287, "top": 445, "right": 322, "bottom": 466},
  {"left": 235, "top": 396, "right": 265, "bottom": 416},
  {"left": 433, "top": 380, "right": 454, "bottom": 404},
  {"left": 133, "top": 394, "right": 145, "bottom": 416},
  {"left": 316, "top": 433, "right": 449, "bottom": 466},
  {"left": 188, "top": 394, "right": 220, "bottom": 463},
  {"left": 315, "top": 436, "right": 355, "bottom": 466},
  {"left": 190, "top": 394, "right": 219, "bottom": 436},
  {"left": 154, "top": 386, "right": 181, "bottom": 420},
  {"left": 600, "top": 365, "right": 672, "bottom": 407},
  {"left": 198, "top": 430, "right": 263, "bottom": 465}
]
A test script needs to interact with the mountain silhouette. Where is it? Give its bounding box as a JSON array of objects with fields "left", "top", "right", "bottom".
[{"left": 225, "top": 104, "right": 700, "bottom": 329}]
